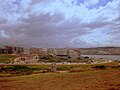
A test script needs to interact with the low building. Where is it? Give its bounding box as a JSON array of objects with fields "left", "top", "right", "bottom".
[
  {"left": 41, "top": 48, "right": 48, "bottom": 54},
  {"left": 47, "top": 48, "right": 57, "bottom": 56},
  {"left": 68, "top": 49, "right": 81, "bottom": 59},
  {"left": 0, "top": 47, "right": 7, "bottom": 54},
  {"left": 5, "top": 46, "right": 14, "bottom": 54},
  {"left": 30, "top": 48, "right": 40, "bottom": 54},
  {"left": 56, "top": 48, "right": 68, "bottom": 56},
  {"left": 14, "top": 54, "right": 40, "bottom": 63},
  {"left": 55, "top": 48, "right": 69, "bottom": 59},
  {"left": 23, "top": 47, "right": 30, "bottom": 55}
]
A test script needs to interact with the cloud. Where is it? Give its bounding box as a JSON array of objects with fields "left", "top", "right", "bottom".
[
  {"left": 84, "top": 0, "right": 99, "bottom": 7},
  {"left": 0, "top": 0, "right": 120, "bottom": 48}
]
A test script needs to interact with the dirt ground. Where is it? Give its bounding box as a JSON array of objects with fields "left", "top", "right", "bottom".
[{"left": 0, "top": 69, "right": 120, "bottom": 90}]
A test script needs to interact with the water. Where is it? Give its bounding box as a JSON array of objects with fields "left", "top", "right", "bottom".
[{"left": 81, "top": 55, "right": 120, "bottom": 61}]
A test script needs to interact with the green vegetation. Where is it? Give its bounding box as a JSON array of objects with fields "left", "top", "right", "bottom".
[
  {"left": 92, "top": 65, "right": 106, "bottom": 69},
  {"left": 0, "top": 54, "right": 104, "bottom": 64},
  {"left": 0, "top": 54, "right": 18, "bottom": 63},
  {"left": 95, "top": 58, "right": 106, "bottom": 63},
  {"left": 0, "top": 62, "right": 120, "bottom": 90},
  {"left": 0, "top": 65, "right": 33, "bottom": 76},
  {"left": 38, "top": 55, "right": 61, "bottom": 62},
  {"left": 0, "top": 69, "right": 120, "bottom": 90},
  {"left": 38, "top": 55, "right": 95, "bottom": 63},
  {"left": 0, "top": 59, "right": 118, "bottom": 77}
]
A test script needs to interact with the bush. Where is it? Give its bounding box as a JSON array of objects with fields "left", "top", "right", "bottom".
[
  {"left": 92, "top": 65, "right": 106, "bottom": 69},
  {"left": 84, "top": 56, "right": 89, "bottom": 59},
  {"left": 0, "top": 65, "right": 33, "bottom": 75},
  {"left": 111, "top": 65, "right": 120, "bottom": 69}
]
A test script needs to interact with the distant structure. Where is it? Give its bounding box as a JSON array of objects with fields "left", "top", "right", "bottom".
[
  {"left": 0, "top": 46, "right": 7, "bottom": 54},
  {"left": 80, "top": 47, "right": 120, "bottom": 55},
  {"left": 0, "top": 45, "right": 81, "bottom": 63},
  {"left": 51, "top": 62, "right": 57, "bottom": 72}
]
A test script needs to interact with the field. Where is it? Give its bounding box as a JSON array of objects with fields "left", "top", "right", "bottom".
[
  {"left": 0, "top": 54, "right": 18, "bottom": 63},
  {"left": 0, "top": 62, "right": 120, "bottom": 90}
]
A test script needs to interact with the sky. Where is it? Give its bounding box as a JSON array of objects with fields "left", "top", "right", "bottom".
[{"left": 0, "top": 0, "right": 120, "bottom": 48}]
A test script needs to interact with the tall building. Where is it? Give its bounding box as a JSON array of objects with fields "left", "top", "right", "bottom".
[
  {"left": 13, "top": 46, "right": 24, "bottom": 54},
  {"left": 68, "top": 49, "right": 81, "bottom": 59}
]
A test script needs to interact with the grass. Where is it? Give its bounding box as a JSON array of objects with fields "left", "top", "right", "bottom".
[
  {"left": 0, "top": 62, "right": 118, "bottom": 75},
  {"left": 0, "top": 62, "right": 120, "bottom": 90},
  {"left": 0, "top": 64, "right": 92, "bottom": 77},
  {"left": 1, "top": 54, "right": 120, "bottom": 89},
  {"left": 0, "top": 68, "right": 120, "bottom": 90},
  {"left": 0, "top": 54, "right": 18, "bottom": 63}
]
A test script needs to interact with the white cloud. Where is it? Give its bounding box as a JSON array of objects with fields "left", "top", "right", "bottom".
[
  {"left": 0, "top": 0, "right": 120, "bottom": 47},
  {"left": 0, "top": 30, "right": 9, "bottom": 38},
  {"left": 80, "top": 29, "right": 111, "bottom": 46},
  {"left": 84, "top": 0, "right": 99, "bottom": 7},
  {"left": 0, "top": 0, "right": 31, "bottom": 23},
  {"left": 28, "top": 0, "right": 119, "bottom": 23}
]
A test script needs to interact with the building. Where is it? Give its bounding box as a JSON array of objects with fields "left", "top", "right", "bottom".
[
  {"left": 23, "top": 47, "right": 30, "bottom": 55},
  {"left": 5, "top": 46, "right": 14, "bottom": 54},
  {"left": 55, "top": 48, "right": 69, "bottom": 59},
  {"left": 13, "top": 46, "right": 24, "bottom": 54},
  {"left": 0, "top": 46, "right": 7, "bottom": 54},
  {"left": 68, "top": 49, "right": 81, "bottom": 59},
  {"left": 14, "top": 54, "right": 40, "bottom": 63},
  {"left": 47, "top": 48, "right": 56, "bottom": 56},
  {"left": 41, "top": 48, "right": 48, "bottom": 54},
  {"left": 30, "top": 48, "right": 40, "bottom": 54},
  {"left": 56, "top": 48, "right": 68, "bottom": 56}
]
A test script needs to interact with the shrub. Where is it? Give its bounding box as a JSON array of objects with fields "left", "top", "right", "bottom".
[
  {"left": 84, "top": 56, "right": 89, "bottom": 59},
  {"left": 111, "top": 65, "right": 120, "bottom": 69},
  {"left": 92, "top": 65, "right": 106, "bottom": 69},
  {"left": 0, "top": 65, "right": 33, "bottom": 75}
]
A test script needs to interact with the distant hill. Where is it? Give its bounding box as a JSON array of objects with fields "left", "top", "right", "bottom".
[
  {"left": 80, "top": 47, "right": 120, "bottom": 55},
  {"left": 81, "top": 46, "right": 120, "bottom": 49}
]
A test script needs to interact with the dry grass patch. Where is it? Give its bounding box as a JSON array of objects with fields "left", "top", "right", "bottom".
[
  {"left": 0, "top": 69, "right": 120, "bottom": 90},
  {"left": 0, "top": 62, "right": 120, "bottom": 90}
]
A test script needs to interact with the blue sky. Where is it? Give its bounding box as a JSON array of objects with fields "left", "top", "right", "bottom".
[{"left": 0, "top": 0, "right": 120, "bottom": 48}]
